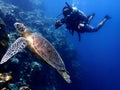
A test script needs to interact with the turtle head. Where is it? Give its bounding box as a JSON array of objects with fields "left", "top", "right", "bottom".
[
  {"left": 14, "top": 22, "right": 26, "bottom": 34},
  {"left": 14, "top": 22, "right": 31, "bottom": 37}
]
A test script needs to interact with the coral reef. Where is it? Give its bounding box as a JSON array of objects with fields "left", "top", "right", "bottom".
[
  {"left": 0, "top": 0, "right": 78, "bottom": 90},
  {"left": 0, "top": 17, "right": 9, "bottom": 59},
  {"left": 4, "top": 0, "right": 44, "bottom": 11}
]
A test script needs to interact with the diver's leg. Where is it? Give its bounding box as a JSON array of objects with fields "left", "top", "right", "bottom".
[
  {"left": 95, "top": 15, "right": 111, "bottom": 30},
  {"left": 84, "top": 25, "right": 95, "bottom": 32},
  {"left": 87, "top": 13, "right": 95, "bottom": 24},
  {"left": 85, "top": 15, "right": 111, "bottom": 32}
]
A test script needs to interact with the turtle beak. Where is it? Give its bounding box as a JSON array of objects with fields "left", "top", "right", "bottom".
[
  {"left": 14, "top": 22, "right": 26, "bottom": 33},
  {"left": 14, "top": 22, "right": 20, "bottom": 29}
]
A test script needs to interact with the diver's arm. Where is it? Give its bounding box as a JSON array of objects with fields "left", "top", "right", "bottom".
[{"left": 55, "top": 18, "right": 65, "bottom": 29}]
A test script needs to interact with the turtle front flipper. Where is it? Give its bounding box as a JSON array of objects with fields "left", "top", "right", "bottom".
[
  {"left": 57, "top": 70, "right": 71, "bottom": 83},
  {"left": 0, "top": 37, "right": 27, "bottom": 64}
]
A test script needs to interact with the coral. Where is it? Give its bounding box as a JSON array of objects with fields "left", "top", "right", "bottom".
[{"left": 0, "top": 0, "right": 77, "bottom": 90}]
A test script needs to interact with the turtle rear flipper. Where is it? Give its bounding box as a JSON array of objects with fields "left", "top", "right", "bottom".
[
  {"left": 57, "top": 70, "right": 71, "bottom": 83},
  {"left": 0, "top": 37, "right": 27, "bottom": 64}
]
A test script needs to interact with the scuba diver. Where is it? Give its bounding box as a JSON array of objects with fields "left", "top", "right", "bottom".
[{"left": 55, "top": 2, "right": 111, "bottom": 41}]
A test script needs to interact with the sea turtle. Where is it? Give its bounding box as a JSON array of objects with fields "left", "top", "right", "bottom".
[{"left": 0, "top": 22, "right": 71, "bottom": 83}]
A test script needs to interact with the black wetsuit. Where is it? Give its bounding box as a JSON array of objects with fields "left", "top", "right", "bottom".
[{"left": 55, "top": 6, "right": 110, "bottom": 41}]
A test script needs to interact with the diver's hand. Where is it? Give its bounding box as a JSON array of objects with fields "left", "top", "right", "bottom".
[{"left": 55, "top": 20, "right": 62, "bottom": 29}]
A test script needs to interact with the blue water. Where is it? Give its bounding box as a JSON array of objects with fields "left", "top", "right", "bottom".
[
  {"left": 44, "top": 0, "right": 120, "bottom": 90},
  {"left": 3, "top": 0, "right": 120, "bottom": 90}
]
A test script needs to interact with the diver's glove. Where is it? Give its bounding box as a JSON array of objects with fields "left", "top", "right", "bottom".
[{"left": 55, "top": 20, "right": 63, "bottom": 29}]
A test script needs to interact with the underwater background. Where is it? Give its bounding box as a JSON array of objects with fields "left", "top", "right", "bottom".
[{"left": 0, "top": 0, "right": 120, "bottom": 90}]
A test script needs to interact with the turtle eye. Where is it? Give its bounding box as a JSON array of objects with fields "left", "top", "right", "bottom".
[{"left": 14, "top": 22, "right": 25, "bottom": 32}]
